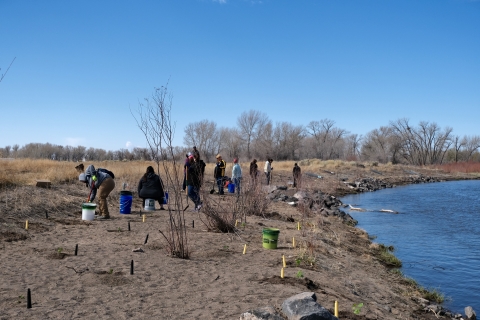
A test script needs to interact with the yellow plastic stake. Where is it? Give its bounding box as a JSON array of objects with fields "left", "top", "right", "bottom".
[
  {"left": 243, "top": 244, "right": 247, "bottom": 255},
  {"left": 297, "top": 222, "right": 300, "bottom": 230},
  {"left": 281, "top": 267, "right": 284, "bottom": 278},
  {"left": 25, "top": 220, "right": 29, "bottom": 230},
  {"left": 334, "top": 301, "right": 338, "bottom": 317},
  {"left": 235, "top": 220, "right": 238, "bottom": 227},
  {"left": 282, "top": 255, "right": 286, "bottom": 268},
  {"left": 292, "top": 237, "right": 295, "bottom": 248},
  {"left": 142, "top": 214, "right": 146, "bottom": 223}
]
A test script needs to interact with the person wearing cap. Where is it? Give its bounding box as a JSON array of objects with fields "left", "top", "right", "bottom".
[
  {"left": 79, "top": 164, "right": 115, "bottom": 219},
  {"left": 186, "top": 154, "right": 202, "bottom": 211},
  {"left": 293, "top": 163, "right": 302, "bottom": 188},
  {"left": 264, "top": 158, "right": 273, "bottom": 185},
  {"left": 231, "top": 158, "right": 242, "bottom": 196},
  {"left": 214, "top": 154, "right": 226, "bottom": 195},
  {"left": 138, "top": 166, "right": 166, "bottom": 210}
]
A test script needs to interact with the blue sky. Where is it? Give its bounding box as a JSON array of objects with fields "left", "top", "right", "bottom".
[{"left": 1, "top": 0, "right": 479, "bottom": 151}]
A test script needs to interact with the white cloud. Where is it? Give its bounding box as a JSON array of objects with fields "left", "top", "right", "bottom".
[
  {"left": 126, "top": 141, "right": 133, "bottom": 150},
  {"left": 213, "top": 0, "right": 227, "bottom": 3},
  {"left": 65, "top": 137, "right": 85, "bottom": 147}
]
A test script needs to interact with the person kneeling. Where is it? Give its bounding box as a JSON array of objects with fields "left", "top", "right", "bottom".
[{"left": 138, "top": 166, "right": 166, "bottom": 210}]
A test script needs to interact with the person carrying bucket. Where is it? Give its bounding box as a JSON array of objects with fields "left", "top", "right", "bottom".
[
  {"left": 138, "top": 166, "right": 166, "bottom": 210},
  {"left": 79, "top": 165, "right": 115, "bottom": 219}
]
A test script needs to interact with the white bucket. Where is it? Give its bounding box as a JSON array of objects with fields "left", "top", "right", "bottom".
[
  {"left": 82, "top": 203, "right": 96, "bottom": 221},
  {"left": 144, "top": 198, "right": 156, "bottom": 211}
]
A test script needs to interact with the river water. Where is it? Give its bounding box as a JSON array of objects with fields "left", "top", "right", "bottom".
[{"left": 340, "top": 180, "right": 480, "bottom": 314}]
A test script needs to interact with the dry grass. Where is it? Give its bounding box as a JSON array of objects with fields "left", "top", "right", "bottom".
[{"left": 433, "top": 161, "right": 480, "bottom": 174}]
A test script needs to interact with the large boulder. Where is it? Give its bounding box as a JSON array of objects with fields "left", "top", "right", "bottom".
[{"left": 281, "top": 292, "right": 338, "bottom": 320}]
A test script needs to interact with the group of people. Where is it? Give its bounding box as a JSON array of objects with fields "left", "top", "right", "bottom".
[{"left": 77, "top": 145, "right": 302, "bottom": 218}]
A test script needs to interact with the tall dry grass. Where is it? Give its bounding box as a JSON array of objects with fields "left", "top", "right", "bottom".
[{"left": 433, "top": 161, "right": 480, "bottom": 174}]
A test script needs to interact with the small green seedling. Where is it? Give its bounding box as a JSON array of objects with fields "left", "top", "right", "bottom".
[
  {"left": 108, "top": 268, "right": 114, "bottom": 274},
  {"left": 117, "top": 227, "right": 122, "bottom": 232},
  {"left": 296, "top": 270, "right": 304, "bottom": 278},
  {"left": 295, "top": 258, "right": 301, "bottom": 266},
  {"left": 57, "top": 247, "right": 63, "bottom": 254},
  {"left": 241, "top": 222, "right": 246, "bottom": 227},
  {"left": 352, "top": 302, "right": 364, "bottom": 315}
]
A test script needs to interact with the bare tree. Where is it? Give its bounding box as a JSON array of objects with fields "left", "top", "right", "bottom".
[
  {"left": 463, "top": 135, "right": 480, "bottom": 161},
  {"left": 344, "top": 134, "right": 362, "bottom": 161},
  {"left": 132, "top": 84, "right": 189, "bottom": 259},
  {"left": 237, "top": 110, "right": 269, "bottom": 159},
  {"left": 307, "top": 119, "right": 347, "bottom": 160},
  {"left": 390, "top": 118, "right": 453, "bottom": 165},
  {"left": 183, "top": 120, "right": 217, "bottom": 162}
]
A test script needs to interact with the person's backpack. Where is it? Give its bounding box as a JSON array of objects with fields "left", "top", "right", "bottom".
[{"left": 98, "top": 168, "right": 115, "bottom": 179}]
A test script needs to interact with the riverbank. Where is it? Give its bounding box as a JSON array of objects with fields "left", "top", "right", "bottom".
[{"left": 0, "top": 161, "right": 478, "bottom": 319}]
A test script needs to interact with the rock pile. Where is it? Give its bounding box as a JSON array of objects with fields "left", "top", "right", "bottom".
[{"left": 264, "top": 186, "right": 357, "bottom": 226}]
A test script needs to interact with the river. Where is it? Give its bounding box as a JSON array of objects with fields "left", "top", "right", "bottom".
[{"left": 341, "top": 180, "right": 480, "bottom": 314}]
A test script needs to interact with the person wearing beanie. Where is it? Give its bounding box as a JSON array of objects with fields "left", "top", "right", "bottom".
[
  {"left": 79, "top": 164, "right": 115, "bottom": 219},
  {"left": 231, "top": 158, "right": 242, "bottom": 196}
]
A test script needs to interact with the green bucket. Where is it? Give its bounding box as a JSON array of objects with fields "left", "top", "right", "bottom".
[{"left": 262, "top": 228, "right": 280, "bottom": 249}]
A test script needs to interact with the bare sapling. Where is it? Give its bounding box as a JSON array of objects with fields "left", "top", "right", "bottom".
[{"left": 132, "top": 84, "right": 189, "bottom": 259}]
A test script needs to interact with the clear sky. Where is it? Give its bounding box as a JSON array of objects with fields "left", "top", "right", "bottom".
[{"left": 1, "top": 0, "right": 479, "bottom": 151}]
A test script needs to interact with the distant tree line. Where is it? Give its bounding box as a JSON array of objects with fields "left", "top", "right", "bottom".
[{"left": 1, "top": 111, "right": 479, "bottom": 165}]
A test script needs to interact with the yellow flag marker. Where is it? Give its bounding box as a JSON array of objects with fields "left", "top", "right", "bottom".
[
  {"left": 243, "top": 244, "right": 247, "bottom": 254},
  {"left": 297, "top": 222, "right": 300, "bottom": 230},
  {"left": 25, "top": 220, "right": 29, "bottom": 230},
  {"left": 282, "top": 255, "right": 286, "bottom": 268},
  {"left": 334, "top": 301, "right": 338, "bottom": 317},
  {"left": 292, "top": 237, "right": 295, "bottom": 248},
  {"left": 235, "top": 220, "right": 238, "bottom": 227},
  {"left": 142, "top": 214, "right": 146, "bottom": 223},
  {"left": 281, "top": 267, "right": 284, "bottom": 278}
]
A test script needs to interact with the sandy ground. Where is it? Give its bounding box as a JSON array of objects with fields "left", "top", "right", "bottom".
[{"left": 0, "top": 168, "right": 462, "bottom": 320}]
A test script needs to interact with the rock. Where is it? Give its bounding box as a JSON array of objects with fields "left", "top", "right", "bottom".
[
  {"left": 281, "top": 292, "right": 338, "bottom": 320},
  {"left": 465, "top": 306, "right": 476, "bottom": 320},
  {"left": 240, "top": 306, "right": 284, "bottom": 320},
  {"left": 293, "top": 191, "right": 308, "bottom": 200}
]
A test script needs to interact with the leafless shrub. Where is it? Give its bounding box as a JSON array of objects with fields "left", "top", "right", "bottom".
[
  {"left": 235, "top": 182, "right": 271, "bottom": 220},
  {"left": 200, "top": 193, "right": 237, "bottom": 233},
  {"left": 132, "top": 84, "right": 189, "bottom": 259}
]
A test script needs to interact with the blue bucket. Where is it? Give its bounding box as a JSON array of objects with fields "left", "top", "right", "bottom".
[
  {"left": 120, "top": 191, "right": 133, "bottom": 214},
  {"left": 163, "top": 192, "right": 169, "bottom": 204},
  {"left": 228, "top": 183, "right": 235, "bottom": 193}
]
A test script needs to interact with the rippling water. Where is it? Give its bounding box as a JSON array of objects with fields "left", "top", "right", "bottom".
[{"left": 341, "top": 180, "right": 480, "bottom": 314}]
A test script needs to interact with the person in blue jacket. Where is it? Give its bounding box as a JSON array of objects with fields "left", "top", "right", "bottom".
[
  {"left": 138, "top": 166, "right": 166, "bottom": 210},
  {"left": 79, "top": 164, "right": 115, "bottom": 219}
]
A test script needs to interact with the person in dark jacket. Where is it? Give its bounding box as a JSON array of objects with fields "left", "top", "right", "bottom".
[
  {"left": 138, "top": 166, "right": 165, "bottom": 210},
  {"left": 214, "top": 154, "right": 226, "bottom": 195},
  {"left": 293, "top": 163, "right": 302, "bottom": 188},
  {"left": 249, "top": 159, "right": 258, "bottom": 185},
  {"left": 79, "top": 164, "right": 115, "bottom": 219},
  {"left": 186, "top": 155, "right": 202, "bottom": 211}
]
